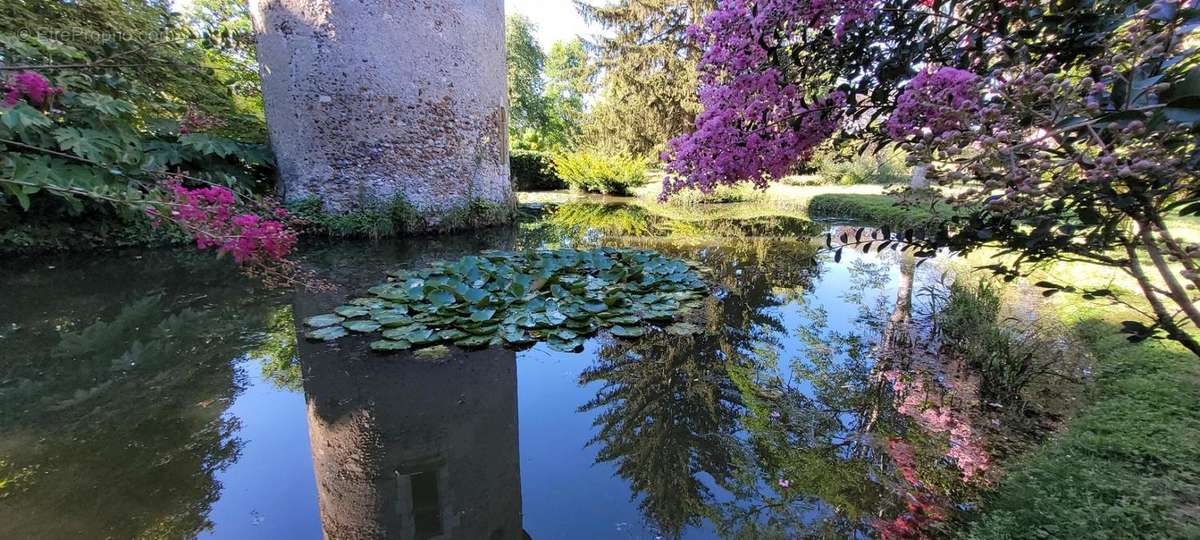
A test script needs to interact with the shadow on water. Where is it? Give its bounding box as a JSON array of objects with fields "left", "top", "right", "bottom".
[{"left": 0, "top": 201, "right": 1023, "bottom": 539}]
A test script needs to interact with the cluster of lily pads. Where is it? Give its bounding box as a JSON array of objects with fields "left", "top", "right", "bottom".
[{"left": 304, "top": 248, "right": 708, "bottom": 353}]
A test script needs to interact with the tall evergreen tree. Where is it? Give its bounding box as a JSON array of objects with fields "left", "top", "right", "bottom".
[{"left": 576, "top": 0, "right": 714, "bottom": 157}]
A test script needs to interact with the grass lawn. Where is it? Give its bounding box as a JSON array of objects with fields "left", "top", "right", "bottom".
[{"left": 964, "top": 298, "right": 1200, "bottom": 539}]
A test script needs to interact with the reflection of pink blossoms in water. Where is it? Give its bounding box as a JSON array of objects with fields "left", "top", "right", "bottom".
[
  {"left": 874, "top": 438, "right": 947, "bottom": 540},
  {"left": 660, "top": 0, "right": 875, "bottom": 199},
  {"left": 3, "top": 70, "right": 62, "bottom": 107},
  {"left": 882, "top": 369, "right": 992, "bottom": 482},
  {"left": 886, "top": 67, "right": 981, "bottom": 140}
]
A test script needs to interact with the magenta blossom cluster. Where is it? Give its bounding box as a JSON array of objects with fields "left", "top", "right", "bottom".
[
  {"left": 2, "top": 70, "right": 62, "bottom": 108},
  {"left": 661, "top": 0, "right": 873, "bottom": 199},
  {"left": 165, "top": 183, "right": 297, "bottom": 264},
  {"left": 886, "top": 67, "right": 981, "bottom": 140}
]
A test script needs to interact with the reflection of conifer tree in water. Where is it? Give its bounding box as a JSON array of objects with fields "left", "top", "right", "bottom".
[
  {"left": 0, "top": 255, "right": 281, "bottom": 538},
  {"left": 580, "top": 334, "right": 743, "bottom": 537},
  {"left": 704, "top": 249, "right": 923, "bottom": 537},
  {"left": 578, "top": 237, "right": 820, "bottom": 537}
]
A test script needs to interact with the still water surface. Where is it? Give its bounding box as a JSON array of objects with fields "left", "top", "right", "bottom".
[{"left": 0, "top": 201, "right": 995, "bottom": 539}]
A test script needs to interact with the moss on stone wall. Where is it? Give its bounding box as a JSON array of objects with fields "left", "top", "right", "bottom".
[{"left": 288, "top": 195, "right": 516, "bottom": 238}]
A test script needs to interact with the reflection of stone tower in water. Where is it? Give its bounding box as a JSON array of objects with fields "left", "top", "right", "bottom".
[
  {"left": 297, "top": 323, "right": 523, "bottom": 539},
  {"left": 249, "top": 0, "right": 513, "bottom": 223}
]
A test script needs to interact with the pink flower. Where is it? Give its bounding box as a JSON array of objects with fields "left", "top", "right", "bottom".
[
  {"left": 777, "top": 478, "right": 791, "bottom": 489},
  {"left": 659, "top": 0, "right": 877, "bottom": 199},
  {"left": 163, "top": 181, "right": 297, "bottom": 265},
  {"left": 2, "top": 70, "right": 62, "bottom": 108},
  {"left": 886, "top": 67, "right": 981, "bottom": 140}
]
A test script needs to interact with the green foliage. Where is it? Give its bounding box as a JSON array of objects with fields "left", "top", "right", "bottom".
[
  {"left": 506, "top": 14, "right": 547, "bottom": 134},
  {"left": 0, "top": 0, "right": 273, "bottom": 234},
  {"left": 578, "top": 0, "right": 712, "bottom": 157},
  {"left": 935, "top": 279, "right": 1063, "bottom": 404},
  {"left": 505, "top": 30, "right": 598, "bottom": 151},
  {"left": 288, "top": 195, "right": 419, "bottom": 239},
  {"left": 0, "top": 195, "right": 187, "bottom": 253},
  {"left": 289, "top": 195, "right": 512, "bottom": 237},
  {"left": 815, "top": 147, "right": 909, "bottom": 186},
  {"left": 966, "top": 313, "right": 1200, "bottom": 539},
  {"left": 435, "top": 197, "right": 515, "bottom": 233},
  {"left": 510, "top": 149, "right": 563, "bottom": 190},
  {"left": 303, "top": 248, "right": 708, "bottom": 352},
  {"left": 806, "top": 193, "right": 938, "bottom": 229},
  {"left": 540, "top": 37, "right": 597, "bottom": 148},
  {"left": 552, "top": 150, "right": 649, "bottom": 195},
  {"left": 663, "top": 184, "right": 767, "bottom": 206},
  {"left": 251, "top": 305, "right": 302, "bottom": 392},
  {"left": 182, "top": 0, "right": 265, "bottom": 140}
]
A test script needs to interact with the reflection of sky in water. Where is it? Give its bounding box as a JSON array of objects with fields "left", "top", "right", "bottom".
[{"left": 0, "top": 203, "right": 966, "bottom": 539}]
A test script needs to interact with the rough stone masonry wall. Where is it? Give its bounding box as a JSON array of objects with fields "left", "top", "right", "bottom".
[{"left": 250, "top": 0, "right": 513, "bottom": 224}]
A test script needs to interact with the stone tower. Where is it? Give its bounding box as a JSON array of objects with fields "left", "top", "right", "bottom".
[{"left": 250, "top": 0, "right": 513, "bottom": 226}]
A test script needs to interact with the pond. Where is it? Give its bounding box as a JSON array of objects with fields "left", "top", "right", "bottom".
[{"left": 0, "top": 200, "right": 1005, "bottom": 539}]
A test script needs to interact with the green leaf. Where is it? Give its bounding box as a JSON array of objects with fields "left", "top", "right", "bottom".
[
  {"left": 455, "top": 335, "right": 493, "bottom": 348},
  {"left": 75, "top": 93, "right": 136, "bottom": 116},
  {"left": 306, "top": 326, "right": 348, "bottom": 342},
  {"left": 469, "top": 308, "right": 497, "bottom": 322},
  {"left": 335, "top": 305, "right": 371, "bottom": 318},
  {"left": 0, "top": 104, "right": 53, "bottom": 132},
  {"left": 370, "top": 339, "right": 412, "bottom": 352},
  {"left": 179, "top": 133, "right": 240, "bottom": 158},
  {"left": 304, "top": 314, "right": 345, "bottom": 328},
  {"left": 428, "top": 290, "right": 456, "bottom": 307},
  {"left": 344, "top": 320, "right": 382, "bottom": 333},
  {"left": 610, "top": 325, "right": 645, "bottom": 338}
]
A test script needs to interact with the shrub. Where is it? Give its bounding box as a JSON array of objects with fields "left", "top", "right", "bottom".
[
  {"left": 934, "top": 279, "right": 1066, "bottom": 405},
  {"left": 288, "top": 196, "right": 418, "bottom": 238},
  {"left": 815, "top": 147, "right": 910, "bottom": 186},
  {"left": 510, "top": 150, "right": 564, "bottom": 191},
  {"left": 662, "top": 184, "right": 767, "bottom": 206},
  {"left": 552, "top": 151, "right": 649, "bottom": 195}
]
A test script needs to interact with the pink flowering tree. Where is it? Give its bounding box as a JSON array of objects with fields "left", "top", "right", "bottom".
[
  {"left": 0, "top": 29, "right": 318, "bottom": 288},
  {"left": 666, "top": 0, "right": 1200, "bottom": 356}
]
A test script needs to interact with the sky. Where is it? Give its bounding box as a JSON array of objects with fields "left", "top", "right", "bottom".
[
  {"left": 172, "top": 0, "right": 601, "bottom": 52},
  {"left": 506, "top": 0, "right": 602, "bottom": 50}
]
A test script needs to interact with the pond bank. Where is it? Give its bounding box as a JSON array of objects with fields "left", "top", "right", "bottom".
[
  {"left": 783, "top": 189, "right": 1200, "bottom": 538},
  {"left": 964, "top": 297, "right": 1200, "bottom": 538}
]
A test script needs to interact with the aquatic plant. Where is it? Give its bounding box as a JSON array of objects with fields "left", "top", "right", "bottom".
[{"left": 304, "top": 247, "right": 708, "bottom": 352}]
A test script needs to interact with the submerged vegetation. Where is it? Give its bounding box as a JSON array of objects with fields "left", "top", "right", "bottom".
[{"left": 304, "top": 247, "right": 708, "bottom": 352}]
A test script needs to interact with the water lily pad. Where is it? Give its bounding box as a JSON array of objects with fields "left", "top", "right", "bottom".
[
  {"left": 547, "top": 336, "right": 585, "bottom": 352},
  {"left": 305, "top": 314, "right": 344, "bottom": 328},
  {"left": 335, "top": 306, "right": 371, "bottom": 318},
  {"left": 469, "top": 308, "right": 497, "bottom": 322},
  {"left": 455, "top": 335, "right": 492, "bottom": 348},
  {"left": 428, "top": 290, "right": 455, "bottom": 307},
  {"left": 303, "top": 247, "right": 708, "bottom": 354},
  {"left": 344, "top": 320, "right": 382, "bottom": 333},
  {"left": 462, "top": 288, "right": 490, "bottom": 305},
  {"left": 306, "top": 325, "right": 348, "bottom": 341},
  {"left": 439, "top": 329, "right": 470, "bottom": 340},
  {"left": 414, "top": 345, "right": 451, "bottom": 361},
  {"left": 370, "top": 339, "right": 412, "bottom": 352},
  {"left": 610, "top": 325, "right": 645, "bottom": 338}
]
